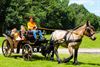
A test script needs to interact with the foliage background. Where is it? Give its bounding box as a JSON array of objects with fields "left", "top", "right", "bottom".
[{"left": 0, "top": 0, "right": 100, "bottom": 35}]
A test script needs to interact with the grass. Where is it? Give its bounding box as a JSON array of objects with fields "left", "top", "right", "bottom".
[
  {"left": 80, "top": 33, "right": 100, "bottom": 48},
  {"left": 0, "top": 33, "right": 100, "bottom": 48},
  {"left": 0, "top": 34, "right": 100, "bottom": 67},
  {"left": 0, "top": 54, "right": 100, "bottom": 67},
  {"left": 0, "top": 37, "right": 5, "bottom": 47}
]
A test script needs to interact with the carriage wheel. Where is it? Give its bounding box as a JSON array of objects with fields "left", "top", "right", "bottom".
[
  {"left": 22, "top": 44, "right": 33, "bottom": 61},
  {"left": 2, "top": 39, "right": 12, "bottom": 57}
]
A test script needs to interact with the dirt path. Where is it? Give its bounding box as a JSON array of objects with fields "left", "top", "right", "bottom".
[{"left": 58, "top": 48, "right": 100, "bottom": 54}]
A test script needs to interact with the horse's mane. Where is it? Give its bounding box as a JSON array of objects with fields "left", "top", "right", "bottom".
[{"left": 73, "top": 24, "right": 83, "bottom": 30}]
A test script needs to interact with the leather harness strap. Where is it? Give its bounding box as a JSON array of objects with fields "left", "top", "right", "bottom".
[{"left": 64, "top": 31, "right": 82, "bottom": 43}]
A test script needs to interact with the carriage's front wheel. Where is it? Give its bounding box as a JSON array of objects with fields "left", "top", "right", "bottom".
[
  {"left": 41, "top": 41, "right": 54, "bottom": 59},
  {"left": 22, "top": 44, "right": 33, "bottom": 61},
  {"left": 2, "top": 39, "right": 12, "bottom": 57}
]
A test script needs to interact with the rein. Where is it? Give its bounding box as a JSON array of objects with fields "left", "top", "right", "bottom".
[
  {"left": 37, "top": 28, "right": 56, "bottom": 31},
  {"left": 73, "top": 31, "right": 84, "bottom": 37},
  {"left": 38, "top": 28, "right": 83, "bottom": 37}
]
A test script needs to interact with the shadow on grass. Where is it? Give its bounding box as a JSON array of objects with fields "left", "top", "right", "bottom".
[
  {"left": 79, "top": 61, "right": 100, "bottom": 66},
  {"left": 64, "top": 61, "right": 100, "bottom": 66},
  {"left": 8, "top": 54, "right": 100, "bottom": 66},
  {"left": 10, "top": 54, "right": 57, "bottom": 62}
]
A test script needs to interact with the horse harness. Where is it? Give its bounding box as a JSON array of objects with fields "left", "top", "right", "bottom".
[{"left": 63, "top": 30, "right": 82, "bottom": 43}]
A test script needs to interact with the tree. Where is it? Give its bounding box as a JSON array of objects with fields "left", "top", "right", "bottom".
[
  {"left": 0, "top": 0, "right": 11, "bottom": 35},
  {"left": 4, "top": 0, "right": 33, "bottom": 30},
  {"left": 0, "top": 0, "right": 100, "bottom": 35},
  {"left": 44, "top": 0, "right": 70, "bottom": 29},
  {"left": 86, "top": 13, "right": 100, "bottom": 31}
]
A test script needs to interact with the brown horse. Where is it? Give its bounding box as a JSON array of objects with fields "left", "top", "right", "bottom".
[{"left": 49, "top": 21, "right": 96, "bottom": 64}]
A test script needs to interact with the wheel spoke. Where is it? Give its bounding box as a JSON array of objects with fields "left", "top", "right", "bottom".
[
  {"left": 22, "top": 44, "right": 32, "bottom": 61},
  {"left": 2, "top": 39, "right": 12, "bottom": 57}
]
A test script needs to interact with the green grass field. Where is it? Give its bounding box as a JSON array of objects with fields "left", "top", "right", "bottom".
[
  {"left": 0, "top": 37, "right": 5, "bottom": 47},
  {"left": 80, "top": 33, "right": 100, "bottom": 48},
  {"left": 0, "top": 34, "right": 100, "bottom": 67},
  {"left": 0, "top": 33, "right": 100, "bottom": 48},
  {"left": 0, "top": 54, "right": 100, "bottom": 67}
]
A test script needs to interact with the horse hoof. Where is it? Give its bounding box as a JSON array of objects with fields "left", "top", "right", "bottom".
[
  {"left": 58, "top": 60, "right": 62, "bottom": 64},
  {"left": 50, "top": 57, "right": 54, "bottom": 61},
  {"left": 63, "top": 58, "right": 70, "bottom": 63},
  {"left": 73, "top": 61, "right": 79, "bottom": 65}
]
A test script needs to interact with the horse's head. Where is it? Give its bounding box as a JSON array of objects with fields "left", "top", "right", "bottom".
[{"left": 84, "top": 21, "right": 96, "bottom": 40}]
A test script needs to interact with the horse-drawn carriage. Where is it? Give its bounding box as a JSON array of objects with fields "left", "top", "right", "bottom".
[
  {"left": 2, "top": 21, "right": 96, "bottom": 64},
  {"left": 2, "top": 31, "right": 52, "bottom": 60}
]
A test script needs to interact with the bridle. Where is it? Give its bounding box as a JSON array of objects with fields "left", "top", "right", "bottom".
[{"left": 85, "top": 26, "right": 94, "bottom": 37}]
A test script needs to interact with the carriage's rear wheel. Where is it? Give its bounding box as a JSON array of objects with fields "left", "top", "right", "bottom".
[
  {"left": 22, "top": 44, "right": 33, "bottom": 61},
  {"left": 2, "top": 39, "right": 12, "bottom": 57}
]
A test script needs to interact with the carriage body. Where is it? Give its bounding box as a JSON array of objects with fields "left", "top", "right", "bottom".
[
  {"left": 2, "top": 32, "right": 50, "bottom": 60},
  {"left": 2, "top": 33, "right": 27, "bottom": 56}
]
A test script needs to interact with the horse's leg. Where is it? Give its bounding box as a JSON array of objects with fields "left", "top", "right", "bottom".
[
  {"left": 63, "top": 45, "right": 73, "bottom": 63},
  {"left": 49, "top": 41, "right": 61, "bottom": 63},
  {"left": 54, "top": 47, "right": 61, "bottom": 64},
  {"left": 49, "top": 40, "right": 54, "bottom": 60},
  {"left": 73, "top": 49, "right": 79, "bottom": 65},
  {"left": 50, "top": 47, "right": 54, "bottom": 60}
]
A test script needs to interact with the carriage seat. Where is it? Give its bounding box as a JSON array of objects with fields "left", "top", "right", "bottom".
[
  {"left": 25, "top": 30, "right": 47, "bottom": 43},
  {"left": 25, "top": 31, "right": 35, "bottom": 42}
]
